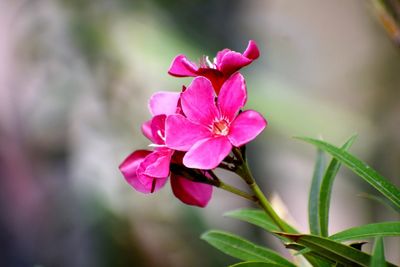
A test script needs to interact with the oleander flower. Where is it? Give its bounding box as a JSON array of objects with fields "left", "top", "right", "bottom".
[
  {"left": 165, "top": 73, "right": 267, "bottom": 169},
  {"left": 120, "top": 114, "right": 173, "bottom": 194},
  {"left": 119, "top": 91, "right": 213, "bottom": 207},
  {"left": 168, "top": 40, "right": 260, "bottom": 93}
]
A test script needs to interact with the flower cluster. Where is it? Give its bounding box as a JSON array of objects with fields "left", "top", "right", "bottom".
[{"left": 119, "top": 40, "right": 266, "bottom": 207}]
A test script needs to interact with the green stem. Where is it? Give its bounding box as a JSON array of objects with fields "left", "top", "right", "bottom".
[
  {"left": 207, "top": 170, "right": 255, "bottom": 202},
  {"left": 219, "top": 181, "right": 256, "bottom": 202},
  {"left": 233, "top": 148, "right": 290, "bottom": 233}
]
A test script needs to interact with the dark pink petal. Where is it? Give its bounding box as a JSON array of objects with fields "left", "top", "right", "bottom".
[
  {"left": 218, "top": 51, "right": 252, "bottom": 75},
  {"left": 218, "top": 73, "right": 247, "bottom": 121},
  {"left": 150, "top": 115, "right": 166, "bottom": 145},
  {"left": 119, "top": 150, "right": 153, "bottom": 193},
  {"left": 141, "top": 120, "right": 153, "bottom": 142},
  {"left": 149, "top": 91, "right": 181, "bottom": 116},
  {"left": 170, "top": 174, "right": 213, "bottom": 207},
  {"left": 183, "top": 136, "right": 232, "bottom": 169},
  {"left": 136, "top": 174, "right": 169, "bottom": 194},
  {"left": 181, "top": 77, "right": 219, "bottom": 126},
  {"left": 197, "top": 69, "right": 225, "bottom": 94},
  {"left": 215, "top": 48, "right": 231, "bottom": 66},
  {"left": 228, "top": 110, "right": 267, "bottom": 147},
  {"left": 165, "top": 114, "right": 211, "bottom": 151},
  {"left": 168, "top": 54, "right": 199, "bottom": 77},
  {"left": 137, "top": 149, "right": 172, "bottom": 180},
  {"left": 243, "top": 40, "right": 260, "bottom": 60}
]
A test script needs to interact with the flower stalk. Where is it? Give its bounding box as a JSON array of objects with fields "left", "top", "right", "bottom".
[{"left": 233, "top": 147, "right": 290, "bottom": 233}]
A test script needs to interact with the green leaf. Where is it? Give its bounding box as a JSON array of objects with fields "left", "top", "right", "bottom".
[
  {"left": 201, "top": 230, "right": 296, "bottom": 267},
  {"left": 319, "top": 135, "right": 357, "bottom": 237},
  {"left": 224, "top": 209, "right": 298, "bottom": 233},
  {"left": 370, "top": 237, "right": 386, "bottom": 267},
  {"left": 309, "top": 149, "right": 326, "bottom": 235},
  {"left": 285, "top": 244, "right": 334, "bottom": 267},
  {"left": 224, "top": 209, "right": 298, "bottom": 235},
  {"left": 224, "top": 209, "right": 280, "bottom": 232},
  {"left": 229, "top": 261, "right": 285, "bottom": 267},
  {"left": 224, "top": 210, "right": 332, "bottom": 266},
  {"left": 329, "top": 222, "right": 400, "bottom": 241},
  {"left": 275, "top": 233, "right": 397, "bottom": 267},
  {"left": 358, "top": 192, "right": 400, "bottom": 213},
  {"left": 296, "top": 137, "right": 400, "bottom": 210}
]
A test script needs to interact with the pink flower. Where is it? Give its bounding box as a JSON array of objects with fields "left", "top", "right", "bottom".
[
  {"left": 119, "top": 149, "right": 170, "bottom": 194},
  {"left": 120, "top": 114, "right": 173, "bottom": 194},
  {"left": 168, "top": 40, "right": 260, "bottom": 94},
  {"left": 165, "top": 73, "right": 267, "bottom": 170},
  {"left": 119, "top": 91, "right": 213, "bottom": 207}
]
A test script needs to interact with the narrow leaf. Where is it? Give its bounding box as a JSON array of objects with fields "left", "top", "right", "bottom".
[
  {"left": 224, "top": 209, "right": 297, "bottom": 234},
  {"left": 329, "top": 222, "right": 400, "bottom": 241},
  {"left": 225, "top": 210, "right": 332, "bottom": 266},
  {"left": 370, "top": 237, "right": 386, "bottom": 267},
  {"left": 276, "top": 233, "right": 397, "bottom": 267},
  {"left": 296, "top": 137, "right": 400, "bottom": 210},
  {"left": 358, "top": 192, "right": 400, "bottom": 213},
  {"left": 319, "top": 135, "right": 357, "bottom": 237},
  {"left": 201, "top": 230, "right": 296, "bottom": 267},
  {"left": 229, "top": 261, "right": 284, "bottom": 267},
  {"left": 285, "top": 244, "right": 333, "bottom": 267},
  {"left": 309, "top": 149, "right": 326, "bottom": 235}
]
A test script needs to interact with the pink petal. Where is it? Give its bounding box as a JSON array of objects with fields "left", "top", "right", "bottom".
[
  {"left": 217, "top": 73, "right": 247, "bottom": 121},
  {"left": 141, "top": 120, "right": 153, "bottom": 142},
  {"left": 218, "top": 51, "right": 252, "bottom": 75},
  {"left": 183, "top": 136, "right": 232, "bottom": 169},
  {"left": 243, "top": 40, "right": 260, "bottom": 60},
  {"left": 215, "top": 48, "right": 231, "bottom": 66},
  {"left": 228, "top": 110, "right": 267, "bottom": 147},
  {"left": 136, "top": 174, "right": 169, "bottom": 194},
  {"left": 150, "top": 115, "right": 166, "bottom": 145},
  {"left": 197, "top": 68, "right": 225, "bottom": 94},
  {"left": 170, "top": 174, "right": 213, "bottom": 207},
  {"left": 165, "top": 114, "right": 211, "bottom": 151},
  {"left": 137, "top": 149, "right": 172, "bottom": 179},
  {"left": 168, "top": 54, "right": 199, "bottom": 77},
  {"left": 119, "top": 150, "right": 154, "bottom": 193},
  {"left": 149, "top": 91, "right": 181, "bottom": 116},
  {"left": 181, "top": 77, "right": 219, "bottom": 126}
]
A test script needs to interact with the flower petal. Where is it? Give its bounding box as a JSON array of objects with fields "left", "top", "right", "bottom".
[
  {"left": 149, "top": 91, "right": 180, "bottom": 116},
  {"left": 141, "top": 120, "right": 153, "bottom": 142},
  {"left": 137, "top": 149, "right": 172, "bottom": 179},
  {"left": 218, "top": 72, "right": 247, "bottom": 121},
  {"left": 243, "top": 40, "right": 260, "bottom": 60},
  {"left": 165, "top": 114, "right": 211, "bottom": 151},
  {"left": 168, "top": 54, "right": 199, "bottom": 77},
  {"left": 183, "top": 136, "right": 232, "bottom": 169},
  {"left": 136, "top": 174, "right": 169, "bottom": 194},
  {"left": 215, "top": 48, "right": 231, "bottom": 66},
  {"left": 218, "top": 51, "right": 252, "bottom": 75},
  {"left": 181, "top": 77, "right": 219, "bottom": 126},
  {"left": 150, "top": 114, "right": 166, "bottom": 145},
  {"left": 197, "top": 68, "right": 225, "bottom": 94},
  {"left": 119, "top": 150, "right": 154, "bottom": 193},
  {"left": 170, "top": 174, "right": 213, "bottom": 207},
  {"left": 228, "top": 110, "right": 267, "bottom": 147}
]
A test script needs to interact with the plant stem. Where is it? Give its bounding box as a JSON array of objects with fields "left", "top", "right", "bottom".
[
  {"left": 207, "top": 170, "right": 256, "bottom": 201},
  {"left": 233, "top": 148, "right": 290, "bottom": 233},
  {"left": 219, "top": 180, "right": 256, "bottom": 202}
]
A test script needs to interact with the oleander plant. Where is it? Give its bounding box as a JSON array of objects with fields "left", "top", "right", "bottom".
[{"left": 119, "top": 40, "right": 400, "bottom": 267}]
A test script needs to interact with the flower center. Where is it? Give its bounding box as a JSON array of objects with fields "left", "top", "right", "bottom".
[{"left": 212, "top": 119, "right": 229, "bottom": 136}]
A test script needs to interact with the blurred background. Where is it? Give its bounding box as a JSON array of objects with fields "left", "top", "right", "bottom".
[{"left": 0, "top": 0, "right": 399, "bottom": 266}]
